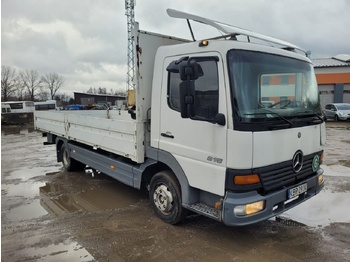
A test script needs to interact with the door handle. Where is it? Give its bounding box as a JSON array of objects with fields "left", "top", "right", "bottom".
[{"left": 161, "top": 132, "right": 174, "bottom": 139}]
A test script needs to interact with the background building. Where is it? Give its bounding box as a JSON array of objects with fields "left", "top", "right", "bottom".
[
  {"left": 313, "top": 54, "right": 350, "bottom": 109},
  {"left": 73, "top": 92, "right": 126, "bottom": 107}
]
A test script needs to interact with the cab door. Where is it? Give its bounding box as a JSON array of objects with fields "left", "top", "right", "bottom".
[{"left": 158, "top": 53, "right": 227, "bottom": 196}]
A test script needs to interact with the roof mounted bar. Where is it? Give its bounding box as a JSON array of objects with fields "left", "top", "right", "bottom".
[{"left": 167, "top": 9, "right": 307, "bottom": 54}]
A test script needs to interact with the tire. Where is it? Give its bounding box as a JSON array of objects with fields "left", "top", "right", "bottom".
[
  {"left": 61, "top": 144, "right": 85, "bottom": 171},
  {"left": 334, "top": 115, "right": 339, "bottom": 121},
  {"left": 149, "top": 170, "right": 188, "bottom": 224}
]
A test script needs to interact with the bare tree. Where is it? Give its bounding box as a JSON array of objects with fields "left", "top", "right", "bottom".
[
  {"left": 36, "top": 86, "right": 50, "bottom": 101},
  {"left": 41, "top": 73, "right": 64, "bottom": 99},
  {"left": 54, "top": 92, "right": 73, "bottom": 107},
  {"left": 86, "top": 87, "right": 96, "bottom": 94},
  {"left": 114, "top": 88, "right": 127, "bottom": 96},
  {"left": 1, "top": 65, "right": 20, "bottom": 101},
  {"left": 20, "top": 69, "right": 42, "bottom": 101},
  {"left": 15, "top": 84, "right": 26, "bottom": 101},
  {"left": 98, "top": 87, "right": 107, "bottom": 94}
]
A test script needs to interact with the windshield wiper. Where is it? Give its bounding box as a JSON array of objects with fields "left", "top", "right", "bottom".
[
  {"left": 300, "top": 110, "right": 324, "bottom": 124},
  {"left": 245, "top": 109, "right": 295, "bottom": 127}
]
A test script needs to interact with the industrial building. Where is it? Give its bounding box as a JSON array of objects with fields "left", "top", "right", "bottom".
[
  {"left": 73, "top": 92, "right": 126, "bottom": 107},
  {"left": 313, "top": 54, "right": 350, "bottom": 109}
]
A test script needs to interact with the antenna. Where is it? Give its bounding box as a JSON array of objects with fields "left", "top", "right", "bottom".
[{"left": 125, "top": 0, "right": 136, "bottom": 91}]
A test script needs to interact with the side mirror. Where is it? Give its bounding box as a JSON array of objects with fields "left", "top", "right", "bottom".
[
  {"left": 179, "top": 60, "right": 203, "bottom": 81},
  {"left": 214, "top": 113, "right": 226, "bottom": 126}
]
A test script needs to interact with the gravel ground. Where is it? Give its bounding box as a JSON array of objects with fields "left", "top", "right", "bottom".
[{"left": 1, "top": 121, "right": 349, "bottom": 262}]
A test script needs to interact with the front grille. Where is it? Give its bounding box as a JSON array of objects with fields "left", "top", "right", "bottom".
[{"left": 257, "top": 151, "right": 322, "bottom": 192}]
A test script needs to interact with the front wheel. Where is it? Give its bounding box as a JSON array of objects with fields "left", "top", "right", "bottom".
[
  {"left": 61, "top": 144, "right": 85, "bottom": 171},
  {"left": 334, "top": 114, "right": 339, "bottom": 121},
  {"left": 149, "top": 171, "right": 188, "bottom": 224}
]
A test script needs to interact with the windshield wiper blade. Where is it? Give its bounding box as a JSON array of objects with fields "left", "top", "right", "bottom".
[
  {"left": 300, "top": 110, "right": 324, "bottom": 124},
  {"left": 245, "top": 110, "right": 295, "bottom": 127}
]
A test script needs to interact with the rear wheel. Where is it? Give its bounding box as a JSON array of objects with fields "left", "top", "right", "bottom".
[
  {"left": 61, "top": 144, "right": 85, "bottom": 171},
  {"left": 149, "top": 170, "right": 188, "bottom": 224}
]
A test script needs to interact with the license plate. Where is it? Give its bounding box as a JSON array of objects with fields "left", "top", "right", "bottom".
[{"left": 288, "top": 183, "right": 307, "bottom": 199}]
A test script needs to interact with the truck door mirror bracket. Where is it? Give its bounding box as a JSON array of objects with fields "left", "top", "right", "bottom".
[
  {"left": 214, "top": 113, "right": 226, "bottom": 126},
  {"left": 179, "top": 81, "right": 196, "bottom": 118}
]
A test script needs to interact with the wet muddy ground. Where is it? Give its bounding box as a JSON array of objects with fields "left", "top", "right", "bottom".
[{"left": 1, "top": 122, "right": 350, "bottom": 261}]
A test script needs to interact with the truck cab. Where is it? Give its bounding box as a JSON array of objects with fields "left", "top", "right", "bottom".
[{"left": 149, "top": 10, "right": 325, "bottom": 225}]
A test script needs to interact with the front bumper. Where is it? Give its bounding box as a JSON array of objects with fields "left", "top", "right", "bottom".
[{"left": 222, "top": 168, "right": 324, "bottom": 226}]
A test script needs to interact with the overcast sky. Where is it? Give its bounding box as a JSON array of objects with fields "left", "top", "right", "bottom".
[{"left": 1, "top": 0, "right": 350, "bottom": 97}]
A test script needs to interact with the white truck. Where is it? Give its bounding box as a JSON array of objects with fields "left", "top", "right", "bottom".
[{"left": 35, "top": 9, "right": 325, "bottom": 226}]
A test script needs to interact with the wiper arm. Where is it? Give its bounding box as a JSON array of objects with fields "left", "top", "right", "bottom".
[
  {"left": 245, "top": 110, "right": 295, "bottom": 127},
  {"left": 301, "top": 110, "right": 324, "bottom": 124}
]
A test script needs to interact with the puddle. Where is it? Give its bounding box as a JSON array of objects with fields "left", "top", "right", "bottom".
[
  {"left": 5, "top": 199, "right": 49, "bottom": 220},
  {"left": 283, "top": 164, "right": 350, "bottom": 227},
  {"left": 20, "top": 238, "right": 94, "bottom": 262},
  {"left": 2, "top": 181, "right": 46, "bottom": 198},
  {"left": 6, "top": 167, "right": 60, "bottom": 181},
  {"left": 283, "top": 189, "right": 350, "bottom": 227},
  {"left": 40, "top": 182, "right": 144, "bottom": 216}
]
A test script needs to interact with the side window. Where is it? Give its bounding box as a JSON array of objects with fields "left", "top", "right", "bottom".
[
  {"left": 325, "top": 104, "right": 331, "bottom": 110},
  {"left": 168, "top": 72, "right": 182, "bottom": 111},
  {"left": 168, "top": 58, "right": 219, "bottom": 120}
]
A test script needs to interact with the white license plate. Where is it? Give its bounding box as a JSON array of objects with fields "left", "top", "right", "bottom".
[{"left": 288, "top": 183, "right": 307, "bottom": 199}]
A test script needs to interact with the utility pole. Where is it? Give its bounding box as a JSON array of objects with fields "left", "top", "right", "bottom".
[{"left": 125, "top": 0, "right": 136, "bottom": 91}]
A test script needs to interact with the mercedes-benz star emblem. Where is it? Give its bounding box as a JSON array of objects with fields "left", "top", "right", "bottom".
[{"left": 292, "top": 151, "right": 303, "bottom": 173}]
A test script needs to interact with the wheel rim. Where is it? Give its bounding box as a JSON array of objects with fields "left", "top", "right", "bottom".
[{"left": 153, "top": 184, "right": 173, "bottom": 214}]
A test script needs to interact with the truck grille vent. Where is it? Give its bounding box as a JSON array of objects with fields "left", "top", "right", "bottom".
[{"left": 257, "top": 152, "right": 321, "bottom": 193}]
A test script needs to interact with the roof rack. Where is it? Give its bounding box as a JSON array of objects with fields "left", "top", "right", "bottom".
[{"left": 167, "top": 9, "right": 307, "bottom": 55}]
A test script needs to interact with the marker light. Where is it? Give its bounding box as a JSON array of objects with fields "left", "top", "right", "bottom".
[
  {"left": 318, "top": 174, "right": 324, "bottom": 185},
  {"left": 234, "top": 174, "right": 260, "bottom": 185},
  {"left": 234, "top": 200, "right": 265, "bottom": 216},
  {"left": 199, "top": 40, "right": 209, "bottom": 47}
]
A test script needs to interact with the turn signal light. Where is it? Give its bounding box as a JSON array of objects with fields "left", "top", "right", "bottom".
[
  {"left": 318, "top": 174, "right": 324, "bottom": 185},
  {"left": 234, "top": 174, "right": 260, "bottom": 185}
]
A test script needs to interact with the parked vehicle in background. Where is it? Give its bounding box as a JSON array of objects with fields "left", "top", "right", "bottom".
[
  {"left": 65, "top": 104, "right": 85, "bottom": 110},
  {"left": 3, "top": 101, "right": 35, "bottom": 113},
  {"left": 1, "top": 103, "right": 11, "bottom": 114},
  {"left": 34, "top": 100, "right": 57, "bottom": 111},
  {"left": 323, "top": 103, "right": 350, "bottom": 121}
]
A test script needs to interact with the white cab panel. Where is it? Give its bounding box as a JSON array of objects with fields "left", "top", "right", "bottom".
[{"left": 253, "top": 125, "right": 322, "bottom": 167}]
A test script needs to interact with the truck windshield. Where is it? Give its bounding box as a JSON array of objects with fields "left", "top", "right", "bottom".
[{"left": 227, "top": 50, "right": 322, "bottom": 131}]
